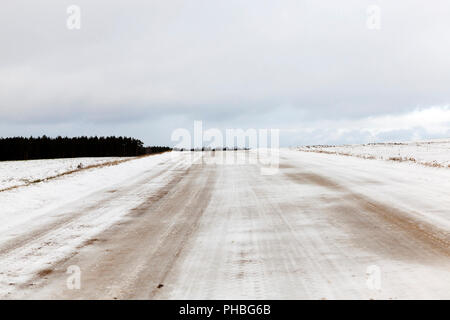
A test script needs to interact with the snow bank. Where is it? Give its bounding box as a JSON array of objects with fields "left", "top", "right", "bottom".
[
  {"left": 0, "top": 157, "right": 126, "bottom": 190},
  {"left": 298, "top": 139, "right": 450, "bottom": 168}
]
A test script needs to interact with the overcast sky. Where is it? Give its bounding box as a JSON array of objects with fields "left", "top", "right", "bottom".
[{"left": 1, "top": 0, "right": 450, "bottom": 146}]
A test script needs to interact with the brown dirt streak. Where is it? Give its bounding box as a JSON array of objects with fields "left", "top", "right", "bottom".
[
  {"left": 147, "top": 164, "right": 217, "bottom": 298},
  {"left": 9, "top": 163, "right": 188, "bottom": 295},
  {"left": 286, "top": 171, "right": 450, "bottom": 256},
  {"left": 0, "top": 151, "right": 171, "bottom": 193},
  {"left": 0, "top": 157, "right": 179, "bottom": 257},
  {"left": 19, "top": 160, "right": 215, "bottom": 299}
]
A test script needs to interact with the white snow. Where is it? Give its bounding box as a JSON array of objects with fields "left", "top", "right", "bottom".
[
  {"left": 0, "top": 157, "right": 126, "bottom": 190},
  {"left": 0, "top": 152, "right": 188, "bottom": 293},
  {"left": 0, "top": 148, "right": 449, "bottom": 299},
  {"left": 298, "top": 139, "right": 450, "bottom": 168},
  {"left": 286, "top": 148, "right": 450, "bottom": 233}
]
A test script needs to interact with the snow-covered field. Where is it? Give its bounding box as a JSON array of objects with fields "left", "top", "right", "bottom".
[
  {"left": 298, "top": 139, "right": 450, "bottom": 168},
  {"left": 0, "top": 157, "right": 127, "bottom": 190}
]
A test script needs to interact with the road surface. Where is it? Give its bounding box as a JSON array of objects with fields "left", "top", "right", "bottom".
[{"left": 1, "top": 150, "right": 449, "bottom": 299}]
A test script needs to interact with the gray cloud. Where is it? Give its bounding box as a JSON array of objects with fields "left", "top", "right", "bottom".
[{"left": 1, "top": 0, "right": 450, "bottom": 145}]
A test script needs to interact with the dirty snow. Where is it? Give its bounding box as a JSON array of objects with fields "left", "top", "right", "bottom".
[{"left": 0, "top": 149, "right": 449, "bottom": 299}]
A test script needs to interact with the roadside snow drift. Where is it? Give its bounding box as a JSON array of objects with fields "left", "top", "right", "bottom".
[
  {"left": 298, "top": 139, "right": 450, "bottom": 168},
  {"left": 0, "top": 157, "right": 126, "bottom": 190}
]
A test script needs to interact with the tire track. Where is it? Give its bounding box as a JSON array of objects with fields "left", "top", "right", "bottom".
[
  {"left": 0, "top": 160, "right": 182, "bottom": 257},
  {"left": 0, "top": 158, "right": 187, "bottom": 297},
  {"left": 17, "top": 158, "right": 216, "bottom": 299},
  {"left": 285, "top": 170, "right": 450, "bottom": 257}
]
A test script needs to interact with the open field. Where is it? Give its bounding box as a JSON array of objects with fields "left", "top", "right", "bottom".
[
  {"left": 0, "top": 157, "right": 127, "bottom": 191},
  {"left": 0, "top": 149, "right": 449, "bottom": 299},
  {"left": 298, "top": 139, "right": 450, "bottom": 168}
]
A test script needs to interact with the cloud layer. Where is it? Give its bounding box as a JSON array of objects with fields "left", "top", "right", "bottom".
[{"left": 1, "top": 0, "right": 450, "bottom": 145}]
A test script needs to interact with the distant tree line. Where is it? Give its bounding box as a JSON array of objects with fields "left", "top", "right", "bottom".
[
  {"left": 0, "top": 136, "right": 171, "bottom": 161},
  {"left": 144, "top": 146, "right": 172, "bottom": 154}
]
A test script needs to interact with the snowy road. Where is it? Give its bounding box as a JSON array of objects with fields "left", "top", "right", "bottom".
[{"left": 1, "top": 150, "right": 449, "bottom": 299}]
